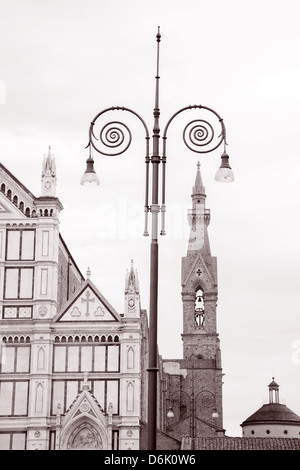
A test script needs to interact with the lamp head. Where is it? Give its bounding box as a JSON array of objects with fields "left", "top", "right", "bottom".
[
  {"left": 167, "top": 407, "right": 174, "bottom": 419},
  {"left": 215, "top": 152, "right": 234, "bottom": 183},
  {"left": 80, "top": 156, "right": 100, "bottom": 186}
]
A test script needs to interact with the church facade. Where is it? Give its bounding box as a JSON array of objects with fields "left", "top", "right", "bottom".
[{"left": 0, "top": 148, "right": 148, "bottom": 450}]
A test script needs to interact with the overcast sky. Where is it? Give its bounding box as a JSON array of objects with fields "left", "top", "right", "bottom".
[{"left": 1, "top": 0, "right": 300, "bottom": 437}]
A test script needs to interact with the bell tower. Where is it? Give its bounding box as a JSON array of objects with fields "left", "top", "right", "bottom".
[
  {"left": 170, "top": 162, "right": 224, "bottom": 438},
  {"left": 181, "top": 162, "right": 220, "bottom": 361}
]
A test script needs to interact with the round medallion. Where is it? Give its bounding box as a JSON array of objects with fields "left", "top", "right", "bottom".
[{"left": 80, "top": 402, "right": 90, "bottom": 413}]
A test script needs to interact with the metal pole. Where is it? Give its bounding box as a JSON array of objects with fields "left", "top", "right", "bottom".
[
  {"left": 191, "top": 364, "right": 195, "bottom": 450},
  {"left": 147, "top": 26, "right": 161, "bottom": 451}
]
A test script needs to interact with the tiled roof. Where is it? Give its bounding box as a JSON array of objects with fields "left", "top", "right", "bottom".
[
  {"left": 241, "top": 403, "right": 300, "bottom": 425},
  {"left": 182, "top": 437, "right": 300, "bottom": 450}
]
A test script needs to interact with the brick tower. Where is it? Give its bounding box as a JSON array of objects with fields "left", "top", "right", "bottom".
[{"left": 162, "top": 163, "right": 225, "bottom": 445}]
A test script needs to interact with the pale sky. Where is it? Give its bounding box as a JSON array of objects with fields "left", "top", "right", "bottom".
[{"left": 1, "top": 0, "right": 300, "bottom": 437}]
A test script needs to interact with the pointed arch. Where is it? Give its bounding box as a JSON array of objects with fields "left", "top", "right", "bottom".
[
  {"left": 195, "top": 286, "right": 205, "bottom": 328},
  {"left": 127, "top": 382, "right": 134, "bottom": 412},
  {"left": 37, "top": 347, "right": 45, "bottom": 370},
  {"left": 127, "top": 347, "right": 134, "bottom": 369},
  {"left": 59, "top": 389, "right": 110, "bottom": 450},
  {"left": 68, "top": 422, "right": 103, "bottom": 450},
  {"left": 35, "top": 383, "right": 44, "bottom": 412}
]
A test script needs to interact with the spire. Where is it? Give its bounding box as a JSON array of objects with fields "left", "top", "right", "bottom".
[
  {"left": 124, "top": 259, "right": 140, "bottom": 317},
  {"left": 125, "top": 259, "right": 139, "bottom": 293},
  {"left": 192, "top": 161, "right": 206, "bottom": 197},
  {"left": 41, "top": 145, "right": 57, "bottom": 197},
  {"left": 42, "top": 145, "right": 56, "bottom": 177},
  {"left": 187, "top": 162, "right": 211, "bottom": 251},
  {"left": 128, "top": 259, "right": 135, "bottom": 285}
]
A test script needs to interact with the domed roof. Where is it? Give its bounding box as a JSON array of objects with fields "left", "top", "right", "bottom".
[
  {"left": 268, "top": 377, "right": 279, "bottom": 389},
  {"left": 241, "top": 403, "right": 300, "bottom": 427}
]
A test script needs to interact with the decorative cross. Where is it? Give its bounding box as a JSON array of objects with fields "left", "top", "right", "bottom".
[
  {"left": 81, "top": 290, "right": 95, "bottom": 316},
  {"left": 196, "top": 268, "right": 202, "bottom": 276}
]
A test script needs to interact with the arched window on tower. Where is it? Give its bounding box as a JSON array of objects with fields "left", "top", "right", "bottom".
[{"left": 195, "top": 287, "right": 205, "bottom": 328}]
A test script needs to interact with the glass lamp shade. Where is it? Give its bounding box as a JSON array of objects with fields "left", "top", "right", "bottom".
[
  {"left": 215, "top": 167, "right": 234, "bottom": 183},
  {"left": 167, "top": 408, "right": 174, "bottom": 419},
  {"left": 215, "top": 152, "right": 234, "bottom": 183},
  {"left": 80, "top": 157, "right": 100, "bottom": 186}
]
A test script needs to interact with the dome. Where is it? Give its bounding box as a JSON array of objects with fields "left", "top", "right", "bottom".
[
  {"left": 241, "top": 403, "right": 300, "bottom": 427},
  {"left": 268, "top": 378, "right": 279, "bottom": 389}
]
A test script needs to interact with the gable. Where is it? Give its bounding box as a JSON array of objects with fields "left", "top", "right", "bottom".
[
  {"left": 56, "top": 283, "right": 121, "bottom": 323},
  {"left": 182, "top": 252, "right": 215, "bottom": 289},
  {"left": 59, "top": 385, "right": 110, "bottom": 450}
]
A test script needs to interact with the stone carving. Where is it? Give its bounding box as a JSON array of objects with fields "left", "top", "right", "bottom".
[
  {"left": 38, "top": 306, "right": 47, "bottom": 317},
  {"left": 4, "top": 307, "right": 17, "bottom": 318},
  {"left": 79, "top": 401, "right": 90, "bottom": 413},
  {"left": 94, "top": 306, "right": 105, "bottom": 316},
  {"left": 70, "top": 306, "right": 81, "bottom": 317},
  {"left": 20, "top": 307, "right": 31, "bottom": 317},
  {"left": 70, "top": 427, "right": 101, "bottom": 450},
  {"left": 81, "top": 290, "right": 95, "bottom": 316}
]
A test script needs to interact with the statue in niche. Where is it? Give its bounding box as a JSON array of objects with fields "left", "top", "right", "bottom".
[{"left": 195, "top": 288, "right": 205, "bottom": 328}]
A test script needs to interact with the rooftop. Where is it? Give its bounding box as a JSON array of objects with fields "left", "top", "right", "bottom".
[
  {"left": 182, "top": 436, "right": 300, "bottom": 450},
  {"left": 241, "top": 403, "right": 300, "bottom": 426}
]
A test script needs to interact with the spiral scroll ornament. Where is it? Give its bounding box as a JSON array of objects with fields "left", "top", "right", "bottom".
[
  {"left": 183, "top": 119, "right": 223, "bottom": 154},
  {"left": 90, "top": 120, "right": 132, "bottom": 156}
]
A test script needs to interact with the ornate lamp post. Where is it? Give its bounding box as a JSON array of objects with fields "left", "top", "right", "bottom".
[
  {"left": 166, "top": 389, "right": 219, "bottom": 450},
  {"left": 81, "top": 27, "right": 234, "bottom": 451}
]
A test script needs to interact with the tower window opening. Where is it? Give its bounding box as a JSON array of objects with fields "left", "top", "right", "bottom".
[{"left": 195, "top": 287, "right": 205, "bottom": 328}]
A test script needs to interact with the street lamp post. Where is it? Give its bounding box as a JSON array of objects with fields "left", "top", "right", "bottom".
[
  {"left": 81, "top": 27, "right": 234, "bottom": 451},
  {"left": 166, "top": 390, "right": 219, "bottom": 450}
]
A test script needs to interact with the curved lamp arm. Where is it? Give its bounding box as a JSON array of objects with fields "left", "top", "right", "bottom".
[
  {"left": 160, "top": 105, "right": 233, "bottom": 235},
  {"left": 81, "top": 106, "right": 151, "bottom": 235},
  {"left": 167, "top": 389, "right": 192, "bottom": 418}
]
